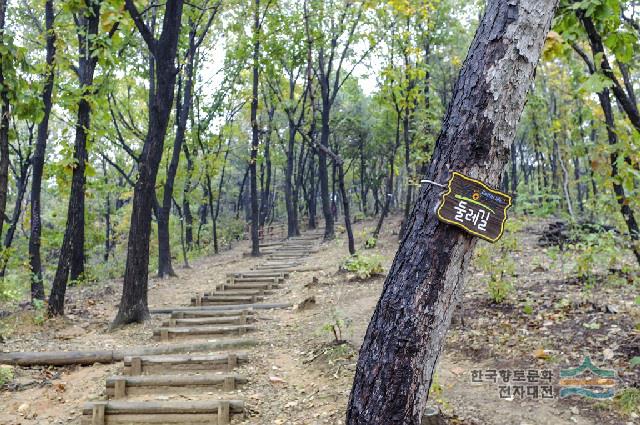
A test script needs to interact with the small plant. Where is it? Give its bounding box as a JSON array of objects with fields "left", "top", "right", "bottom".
[
  {"left": 476, "top": 240, "right": 516, "bottom": 304},
  {"left": 32, "top": 299, "right": 46, "bottom": 325},
  {"left": 320, "top": 309, "right": 352, "bottom": 343},
  {"left": 364, "top": 237, "right": 377, "bottom": 249},
  {"left": 488, "top": 274, "right": 513, "bottom": 304},
  {"left": 614, "top": 388, "right": 640, "bottom": 416},
  {"left": 341, "top": 254, "right": 384, "bottom": 280},
  {"left": 0, "top": 366, "right": 13, "bottom": 386},
  {"left": 522, "top": 300, "right": 534, "bottom": 315}
]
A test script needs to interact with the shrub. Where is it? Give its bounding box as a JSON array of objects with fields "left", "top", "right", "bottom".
[{"left": 341, "top": 254, "right": 384, "bottom": 280}]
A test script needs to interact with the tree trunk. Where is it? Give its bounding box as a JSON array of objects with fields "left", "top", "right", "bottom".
[
  {"left": 307, "top": 148, "right": 317, "bottom": 229},
  {"left": 29, "top": 0, "right": 56, "bottom": 302},
  {"left": 373, "top": 115, "right": 400, "bottom": 239},
  {"left": 0, "top": 0, "right": 9, "bottom": 244},
  {"left": 182, "top": 143, "right": 194, "bottom": 249},
  {"left": 318, "top": 104, "right": 335, "bottom": 240},
  {"left": 49, "top": 1, "right": 101, "bottom": 316},
  {"left": 157, "top": 27, "right": 196, "bottom": 278},
  {"left": 339, "top": 163, "right": 355, "bottom": 255},
  {"left": 400, "top": 108, "right": 412, "bottom": 239},
  {"left": 285, "top": 111, "right": 297, "bottom": 237},
  {"left": 597, "top": 90, "right": 640, "bottom": 264},
  {"left": 249, "top": 0, "right": 261, "bottom": 256},
  {"left": 0, "top": 147, "right": 31, "bottom": 278},
  {"left": 212, "top": 147, "right": 230, "bottom": 254},
  {"left": 347, "top": 1, "right": 558, "bottom": 423},
  {"left": 259, "top": 110, "right": 272, "bottom": 228},
  {"left": 112, "top": 0, "right": 184, "bottom": 327}
]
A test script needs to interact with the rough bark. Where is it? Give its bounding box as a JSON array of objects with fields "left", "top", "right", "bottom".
[
  {"left": 347, "top": 1, "right": 558, "bottom": 423},
  {"left": 112, "top": 0, "right": 184, "bottom": 327},
  {"left": 29, "top": 0, "right": 56, "bottom": 302}
]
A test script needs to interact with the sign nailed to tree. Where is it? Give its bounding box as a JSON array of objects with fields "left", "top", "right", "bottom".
[{"left": 437, "top": 172, "right": 512, "bottom": 242}]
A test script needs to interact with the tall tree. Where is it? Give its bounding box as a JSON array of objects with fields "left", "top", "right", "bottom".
[
  {"left": 29, "top": 0, "right": 56, "bottom": 302},
  {"left": 305, "top": 0, "right": 372, "bottom": 241},
  {"left": 112, "top": 0, "right": 185, "bottom": 326},
  {"left": 157, "top": 4, "right": 219, "bottom": 277},
  {"left": 347, "top": 1, "right": 559, "bottom": 422},
  {"left": 0, "top": 0, "right": 10, "bottom": 244},
  {"left": 49, "top": 0, "right": 120, "bottom": 316},
  {"left": 249, "top": 0, "right": 264, "bottom": 256}
]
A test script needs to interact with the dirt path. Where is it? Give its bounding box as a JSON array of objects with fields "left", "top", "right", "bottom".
[{"left": 0, "top": 216, "right": 637, "bottom": 424}]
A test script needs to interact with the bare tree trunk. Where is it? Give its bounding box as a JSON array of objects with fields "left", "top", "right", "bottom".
[
  {"left": 0, "top": 0, "right": 10, "bottom": 244},
  {"left": 347, "top": 1, "right": 558, "bottom": 422},
  {"left": 249, "top": 0, "right": 261, "bottom": 256},
  {"left": 29, "top": 0, "right": 56, "bottom": 302},
  {"left": 50, "top": 0, "right": 103, "bottom": 315}
]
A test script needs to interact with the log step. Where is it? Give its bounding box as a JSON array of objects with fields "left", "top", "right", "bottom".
[
  {"left": 202, "top": 285, "right": 274, "bottom": 297},
  {"left": 151, "top": 303, "right": 291, "bottom": 315},
  {"left": 81, "top": 400, "right": 243, "bottom": 425},
  {"left": 170, "top": 309, "right": 255, "bottom": 319},
  {"left": 153, "top": 325, "right": 256, "bottom": 341},
  {"left": 191, "top": 294, "right": 264, "bottom": 306},
  {"left": 226, "top": 271, "right": 288, "bottom": 278},
  {"left": 106, "top": 374, "right": 247, "bottom": 398},
  {"left": 123, "top": 353, "right": 248, "bottom": 375},
  {"left": 217, "top": 282, "right": 280, "bottom": 291},
  {"left": 162, "top": 316, "right": 252, "bottom": 327},
  {"left": 226, "top": 276, "right": 283, "bottom": 283}
]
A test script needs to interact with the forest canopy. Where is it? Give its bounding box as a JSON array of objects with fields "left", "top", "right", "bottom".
[{"left": 0, "top": 0, "right": 637, "bottom": 322}]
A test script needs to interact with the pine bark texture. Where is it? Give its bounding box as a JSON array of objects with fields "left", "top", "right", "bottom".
[{"left": 346, "top": 1, "right": 558, "bottom": 423}]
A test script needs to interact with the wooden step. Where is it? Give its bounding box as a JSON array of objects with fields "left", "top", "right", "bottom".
[
  {"left": 226, "top": 271, "right": 288, "bottom": 279},
  {"left": 151, "top": 303, "right": 291, "bottom": 315},
  {"left": 191, "top": 294, "right": 264, "bottom": 306},
  {"left": 123, "top": 353, "right": 248, "bottom": 375},
  {"left": 81, "top": 400, "right": 243, "bottom": 425},
  {"left": 217, "top": 282, "right": 280, "bottom": 291},
  {"left": 170, "top": 309, "right": 255, "bottom": 319},
  {"left": 162, "top": 316, "right": 252, "bottom": 327},
  {"left": 153, "top": 325, "right": 256, "bottom": 341},
  {"left": 227, "top": 276, "right": 283, "bottom": 283},
  {"left": 106, "top": 374, "right": 247, "bottom": 398},
  {"left": 203, "top": 289, "right": 274, "bottom": 297}
]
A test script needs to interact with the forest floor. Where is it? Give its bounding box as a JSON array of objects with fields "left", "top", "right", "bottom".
[{"left": 0, "top": 214, "right": 638, "bottom": 424}]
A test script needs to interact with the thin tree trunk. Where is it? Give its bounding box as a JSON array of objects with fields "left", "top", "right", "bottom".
[
  {"left": 339, "top": 163, "right": 355, "bottom": 255},
  {"left": 157, "top": 28, "right": 196, "bottom": 278},
  {"left": 182, "top": 143, "right": 194, "bottom": 248},
  {"left": 347, "top": 1, "right": 558, "bottom": 422},
  {"left": 29, "top": 0, "right": 56, "bottom": 302},
  {"left": 249, "top": 0, "right": 261, "bottom": 256},
  {"left": 0, "top": 0, "right": 10, "bottom": 243},
  {"left": 49, "top": 1, "right": 102, "bottom": 315}
]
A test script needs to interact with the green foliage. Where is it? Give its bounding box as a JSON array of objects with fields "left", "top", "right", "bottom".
[
  {"left": 341, "top": 254, "right": 384, "bottom": 280},
  {"left": 614, "top": 388, "right": 640, "bottom": 416},
  {"left": 31, "top": 299, "right": 46, "bottom": 326},
  {"left": 364, "top": 237, "right": 377, "bottom": 249},
  {"left": 0, "top": 366, "right": 14, "bottom": 387},
  {"left": 320, "top": 309, "right": 352, "bottom": 343},
  {"left": 571, "top": 230, "right": 619, "bottom": 285},
  {"left": 475, "top": 239, "right": 516, "bottom": 304}
]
